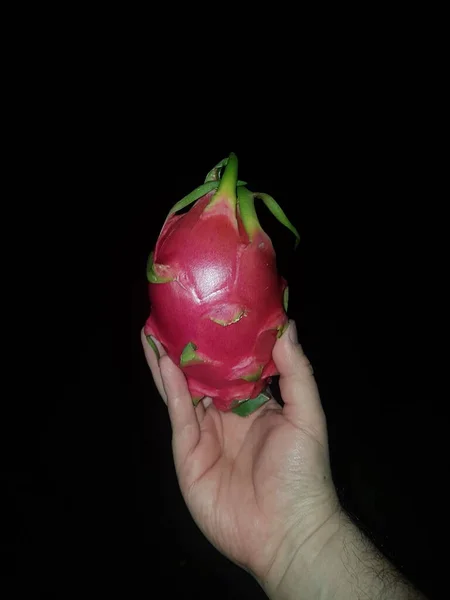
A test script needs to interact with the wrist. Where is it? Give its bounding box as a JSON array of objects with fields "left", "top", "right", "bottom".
[
  {"left": 258, "top": 497, "right": 343, "bottom": 599},
  {"left": 261, "top": 507, "right": 426, "bottom": 600}
]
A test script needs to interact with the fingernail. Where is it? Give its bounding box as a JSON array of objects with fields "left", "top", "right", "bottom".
[
  {"left": 288, "top": 320, "right": 298, "bottom": 345},
  {"left": 146, "top": 335, "right": 161, "bottom": 360}
]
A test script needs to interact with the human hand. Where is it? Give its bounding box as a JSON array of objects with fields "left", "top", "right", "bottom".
[{"left": 141, "top": 321, "right": 340, "bottom": 587}]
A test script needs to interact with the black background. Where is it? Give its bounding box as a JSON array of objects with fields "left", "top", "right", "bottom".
[{"left": 3, "top": 72, "right": 441, "bottom": 599}]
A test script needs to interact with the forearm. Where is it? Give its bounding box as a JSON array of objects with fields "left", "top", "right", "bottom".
[{"left": 262, "top": 510, "right": 426, "bottom": 600}]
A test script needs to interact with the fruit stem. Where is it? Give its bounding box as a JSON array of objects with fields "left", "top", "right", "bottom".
[{"left": 210, "top": 152, "right": 238, "bottom": 208}]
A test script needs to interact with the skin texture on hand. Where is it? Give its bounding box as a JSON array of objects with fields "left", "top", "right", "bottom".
[
  {"left": 142, "top": 321, "right": 428, "bottom": 599},
  {"left": 142, "top": 321, "right": 340, "bottom": 582}
]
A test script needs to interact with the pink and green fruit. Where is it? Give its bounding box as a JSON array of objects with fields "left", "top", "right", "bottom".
[{"left": 144, "top": 153, "right": 299, "bottom": 416}]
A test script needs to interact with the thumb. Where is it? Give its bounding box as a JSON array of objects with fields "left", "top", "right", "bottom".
[{"left": 272, "top": 320, "right": 327, "bottom": 437}]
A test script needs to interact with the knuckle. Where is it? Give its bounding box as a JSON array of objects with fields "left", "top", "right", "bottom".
[{"left": 296, "top": 350, "right": 315, "bottom": 376}]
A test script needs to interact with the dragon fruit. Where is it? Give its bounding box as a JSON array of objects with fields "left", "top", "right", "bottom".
[{"left": 144, "top": 153, "right": 299, "bottom": 416}]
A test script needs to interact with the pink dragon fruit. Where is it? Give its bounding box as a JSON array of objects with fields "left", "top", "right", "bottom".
[{"left": 144, "top": 153, "right": 299, "bottom": 416}]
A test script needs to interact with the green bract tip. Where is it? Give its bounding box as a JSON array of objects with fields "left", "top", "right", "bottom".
[
  {"left": 232, "top": 390, "right": 271, "bottom": 416},
  {"left": 208, "top": 152, "right": 238, "bottom": 210}
]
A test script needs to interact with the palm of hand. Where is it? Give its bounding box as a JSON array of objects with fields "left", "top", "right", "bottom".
[
  {"left": 142, "top": 324, "right": 338, "bottom": 580},
  {"left": 175, "top": 401, "right": 333, "bottom": 578}
]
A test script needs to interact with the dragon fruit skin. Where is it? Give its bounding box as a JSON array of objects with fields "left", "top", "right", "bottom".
[{"left": 144, "top": 153, "right": 299, "bottom": 415}]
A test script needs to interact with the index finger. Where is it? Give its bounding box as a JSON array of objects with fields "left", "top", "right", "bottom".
[
  {"left": 141, "top": 329, "right": 167, "bottom": 402},
  {"left": 159, "top": 354, "right": 201, "bottom": 463}
]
